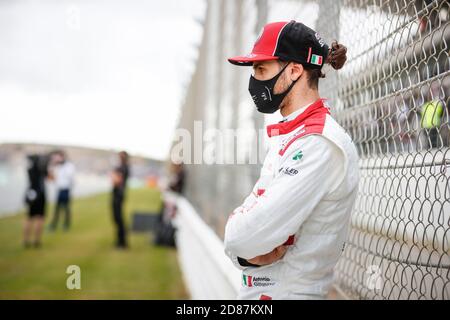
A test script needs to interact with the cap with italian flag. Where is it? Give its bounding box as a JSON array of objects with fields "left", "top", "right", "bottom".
[{"left": 228, "top": 20, "right": 329, "bottom": 69}]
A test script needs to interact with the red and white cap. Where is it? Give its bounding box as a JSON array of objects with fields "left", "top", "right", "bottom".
[
  {"left": 228, "top": 20, "right": 329, "bottom": 69},
  {"left": 228, "top": 21, "right": 288, "bottom": 66}
]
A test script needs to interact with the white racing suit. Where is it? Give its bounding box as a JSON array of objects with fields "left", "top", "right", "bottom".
[{"left": 224, "top": 98, "right": 360, "bottom": 300}]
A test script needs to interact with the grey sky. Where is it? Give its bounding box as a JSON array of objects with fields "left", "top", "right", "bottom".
[{"left": 0, "top": 0, "right": 205, "bottom": 160}]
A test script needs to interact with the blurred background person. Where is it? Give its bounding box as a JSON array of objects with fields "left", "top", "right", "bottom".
[
  {"left": 168, "top": 162, "right": 185, "bottom": 195},
  {"left": 111, "top": 151, "right": 129, "bottom": 249},
  {"left": 23, "top": 153, "right": 50, "bottom": 248},
  {"left": 48, "top": 150, "right": 75, "bottom": 231},
  {"left": 153, "top": 161, "right": 184, "bottom": 247}
]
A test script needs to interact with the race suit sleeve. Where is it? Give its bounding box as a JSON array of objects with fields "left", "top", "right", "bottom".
[
  {"left": 225, "top": 181, "right": 262, "bottom": 270},
  {"left": 224, "top": 135, "right": 345, "bottom": 260}
]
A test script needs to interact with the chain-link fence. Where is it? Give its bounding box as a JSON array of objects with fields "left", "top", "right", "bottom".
[
  {"left": 174, "top": 0, "right": 450, "bottom": 299},
  {"left": 324, "top": 0, "right": 450, "bottom": 300}
]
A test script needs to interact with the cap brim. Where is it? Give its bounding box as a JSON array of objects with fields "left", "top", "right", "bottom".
[{"left": 228, "top": 53, "right": 279, "bottom": 66}]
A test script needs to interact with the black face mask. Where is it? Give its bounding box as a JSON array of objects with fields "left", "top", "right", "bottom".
[{"left": 248, "top": 62, "right": 298, "bottom": 114}]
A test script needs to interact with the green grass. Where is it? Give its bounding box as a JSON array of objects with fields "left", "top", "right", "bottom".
[{"left": 0, "top": 187, "right": 188, "bottom": 299}]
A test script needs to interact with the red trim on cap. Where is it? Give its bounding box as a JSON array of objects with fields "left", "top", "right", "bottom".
[
  {"left": 228, "top": 54, "right": 278, "bottom": 66},
  {"left": 271, "top": 22, "right": 289, "bottom": 56},
  {"left": 307, "top": 47, "right": 312, "bottom": 63},
  {"left": 228, "top": 21, "right": 289, "bottom": 65}
]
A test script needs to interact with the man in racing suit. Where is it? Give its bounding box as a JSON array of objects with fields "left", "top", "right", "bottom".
[{"left": 224, "top": 20, "right": 360, "bottom": 300}]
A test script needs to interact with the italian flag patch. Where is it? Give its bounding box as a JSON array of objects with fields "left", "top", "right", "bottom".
[
  {"left": 310, "top": 54, "right": 323, "bottom": 65},
  {"left": 242, "top": 275, "right": 253, "bottom": 287}
]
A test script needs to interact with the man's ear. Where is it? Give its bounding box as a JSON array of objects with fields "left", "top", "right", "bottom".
[{"left": 290, "top": 63, "right": 303, "bottom": 81}]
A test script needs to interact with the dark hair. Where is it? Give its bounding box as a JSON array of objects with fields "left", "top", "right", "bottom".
[{"left": 304, "top": 40, "right": 347, "bottom": 89}]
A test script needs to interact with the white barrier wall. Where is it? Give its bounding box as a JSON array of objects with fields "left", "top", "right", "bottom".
[{"left": 173, "top": 193, "right": 241, "bottom": 300}]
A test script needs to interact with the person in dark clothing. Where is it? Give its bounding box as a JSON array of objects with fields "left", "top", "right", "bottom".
[
  {"left": 168, "top": 163, "right": 185, "bottom": 194},
  {"left": 111, "top": 151, "right": 129, "bottom": 249},
  {"left": 153, "top": 162, "right": 184, "bottom": 247},
  {"left": 24, "top": 154, "right": 49, "bottom": 248}
]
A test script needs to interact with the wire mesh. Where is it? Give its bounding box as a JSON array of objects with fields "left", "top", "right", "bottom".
[{"left": 319, "top": 0, "right": 450, "bottom": 300}]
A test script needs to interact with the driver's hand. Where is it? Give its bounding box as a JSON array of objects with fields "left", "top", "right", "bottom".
[{"left": 247, "top": 244, "right": 289, "bottom": 266}]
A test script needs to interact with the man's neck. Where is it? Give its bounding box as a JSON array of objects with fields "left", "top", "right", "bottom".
[{"left": 280, "top": 91, "right": 320, "bottom": 118}]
